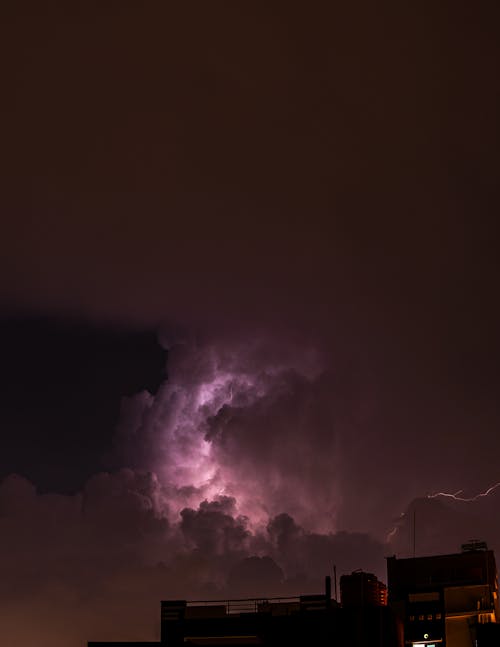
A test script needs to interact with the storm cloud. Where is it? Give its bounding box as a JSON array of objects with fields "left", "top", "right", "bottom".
[{"left": 0, "top": 2, "right": 500, "bottom": 646}]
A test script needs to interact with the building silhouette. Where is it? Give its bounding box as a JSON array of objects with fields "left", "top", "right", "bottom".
[
  {"left": 340, "top": 570, "right": 388, "bottom": 608},
  {"left": 88, "top": 575, "right": 396, "bottom": 647},
  {"left": 156, "top": 574, "right": 397, "bottom": 647},
  {"left": 387, "top": 541, "right": 500, "bottom": 646},
  {"left": 88, "top": 542, "right": 500, "bottom": 647}
]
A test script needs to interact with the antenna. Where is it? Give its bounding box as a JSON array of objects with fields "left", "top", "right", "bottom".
[{"left": 412, "top": 508, "right": 416, "bottom": 558}]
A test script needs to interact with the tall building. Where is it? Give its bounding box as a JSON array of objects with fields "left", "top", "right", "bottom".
[
  {"left": 340, "top": 571, "right": 388, "bottom": 608},
  {"left": 387, "top": 541, "right": 500, "bottom": 647}
]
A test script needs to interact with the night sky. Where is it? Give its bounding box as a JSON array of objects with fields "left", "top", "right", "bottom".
[{"left": 1, "top": 3, "right": 500, "bottom": 646}]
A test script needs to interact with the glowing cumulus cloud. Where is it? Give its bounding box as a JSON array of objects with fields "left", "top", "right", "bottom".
[{"left": 130, "top": 340, "right": 323, "bottom": 526}]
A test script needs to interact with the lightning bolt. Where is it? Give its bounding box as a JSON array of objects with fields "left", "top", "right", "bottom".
[
  {"left": 428, "top": 482, "right": 500, "bottom": 502},
  {"left": 386, "top": 482, "right": 500, "bottom": 545}
]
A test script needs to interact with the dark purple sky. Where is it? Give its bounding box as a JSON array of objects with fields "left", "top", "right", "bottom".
[{"left": 1, "top": 3, "right": 500, "bottom": 645}]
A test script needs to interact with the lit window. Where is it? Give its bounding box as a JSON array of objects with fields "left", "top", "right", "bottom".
[
  {"left": 409, "top": 615, "right": 415, "bottom": 621},
  {"left": 418, "top": 615, "right": 424, "bottom": 621},
  {"left": 427, "top": 614, "right": 433, "bottom": 620},
  {"left": 435, "top": 613, "right": 442, "bottom": 620}
]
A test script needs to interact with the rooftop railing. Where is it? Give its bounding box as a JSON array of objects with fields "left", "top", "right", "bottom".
[{"left": 186, "top": 596, "right": 301, "bottom": 615}]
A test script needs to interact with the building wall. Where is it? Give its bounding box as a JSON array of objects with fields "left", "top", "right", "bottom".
[
  {"left": 445, "top": 584, "right": 494, "bottom": 616},
  {"left": 387, "top": 550, "right": 499, "bottom": 647},
  {"left": 446, "top": 616, "right": 474, "bottom": 647}
]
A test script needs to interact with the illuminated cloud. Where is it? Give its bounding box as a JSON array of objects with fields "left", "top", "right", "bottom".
[{"left": 114, "top": 336, "right": 345, "bottom": 531}]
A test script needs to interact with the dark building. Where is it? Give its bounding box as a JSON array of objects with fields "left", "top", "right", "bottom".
[
  {"left": 88, "top": 577, "right": 398, "bottom": 646},
  {"left": 340, "top": 571, "right": 388, "bottom": 608},
  {"left": 387, "top": 541, "right": 499, "bottom": 647},
  {"left": 160, "top": 582, "right": 398, "bottom": 646}
]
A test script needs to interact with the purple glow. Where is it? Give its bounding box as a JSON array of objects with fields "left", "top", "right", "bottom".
[{"left": 119, "top": 340, "right": 326, "bottom": 529}]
